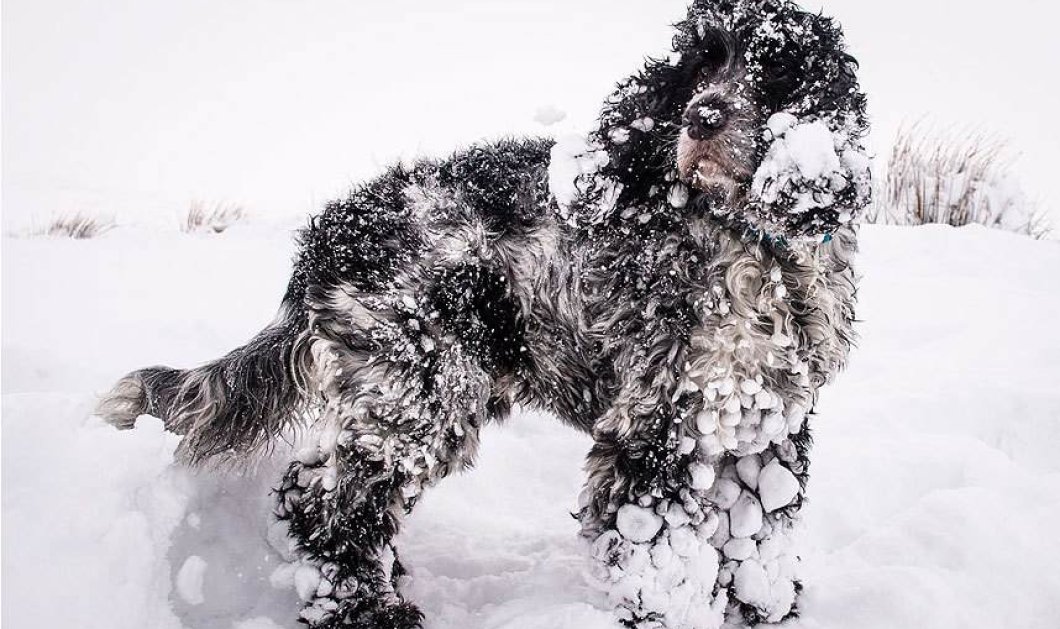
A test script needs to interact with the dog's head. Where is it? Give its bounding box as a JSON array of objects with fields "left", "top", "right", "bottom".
[{"left": 561, "top": 0, "right": 870, "bottom": 242}]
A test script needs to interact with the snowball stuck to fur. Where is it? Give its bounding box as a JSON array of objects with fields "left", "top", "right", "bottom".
[
  {"left": 751, "top": 119, "right": 846, "bottom": 214},
  {"left": 630, "top": 116, "right": 655, "bottom": 132},
  {"left": 779, "top": 121, "right": 842, "bottom": 181},
  {"left": 734, "top": 559, "right": 771, "bottom": 609},
  {"left": 296, "top": 446, "right": 321, "bottom": 466},
  {"left": 723, "top": 537, "right": 757, "bottom": 561},
  {"left": 608, "top": 127, "right": 631, "bottom": 145},
  {"left": 708, "top": 477, "right": 741, "bottom": 510},
  {"left": 669, "top": 525, "right": 700, "bottom": 557},
  {"left": 758, "top": 459, "right": 800, "bottom": 512},
  {"left": 616, "top": 503, "right": 664, "bottom": 543},
  {"left": 692, "top": 516, "right": 717, "bottom": 549},
  {"left": 761, "top": 412, "right": 786, "bottom": 436},
  {"left": 689, "top": 461, "right": 716, "bottom": 491},
  {"left": 729, "top": 491, "right": 764, "bottom": 538},
  {"left": 766, "top": 112, "right": 797, "bottom": 138},
  {"left": 699, "top": 433, "right": 725, "bottom": 456},
  {"left": 736, "top": 455, "right": 762, "bottom": 489},
  {"left": 665, "top": 502, "right": 692, "bottom": 528},
  {"left": 651, "top": 538, "right": 675, "bottom": 569},
  {"left": 591, "top": 529, "right": 624, "bottom": 562},
  {"left": 785, "top": 404, "right": 807, "bottom": 434},
  {"left": 294, "top": 565, "right": 322, "bottom": 602},
  {"left": 695, "top": 409, "right": 718, "bottom": 435},
  {"left": 755, "top": 389, "right": 778, "bottom": 410},
  {"left": 668, "top": 183, "right": 690, "bottom": 208}
]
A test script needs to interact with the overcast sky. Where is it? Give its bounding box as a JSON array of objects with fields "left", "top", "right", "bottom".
[{"left": 4, "top": 0, "right": 1058, "bottom": 229}]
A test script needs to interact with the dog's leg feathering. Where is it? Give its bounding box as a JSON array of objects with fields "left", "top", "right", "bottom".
[
  {"left": 707, "top": 441, "right": 808, "bottom": 626},
  {"left": 579, "top": 375, "right": 730, "bottom": 629},
  {"left": 272, "top": 292, "right": 494, "bottom": 628},
  {"left": 579, "top": 365, "right": 811, "bottom": 628}
]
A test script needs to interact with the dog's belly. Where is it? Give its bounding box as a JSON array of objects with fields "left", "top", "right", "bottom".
[
  {"left": 494, "top": 221, "right": 612, "bottom": 432},
  {"left": 318, "top": 189, "right": 606, "bottom": 431}
]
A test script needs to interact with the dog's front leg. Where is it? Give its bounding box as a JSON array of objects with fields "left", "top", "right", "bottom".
[
  {"left": 578, "top": 381, "right": 809, "bottom": 628},
  {"left": 579, "top": 377, "right": 731, "bottom": 629},
  {"left": 707, "top": 442, "right": 808, "bottom": 626}
]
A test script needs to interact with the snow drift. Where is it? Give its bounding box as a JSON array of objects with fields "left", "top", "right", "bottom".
[{"left": 3, "top": 223, "right": 1059, "bottom": 628}]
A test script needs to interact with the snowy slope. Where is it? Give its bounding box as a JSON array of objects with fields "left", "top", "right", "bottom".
[{"left": 3, "top": 224, "right": 1059, "bottom": 628}]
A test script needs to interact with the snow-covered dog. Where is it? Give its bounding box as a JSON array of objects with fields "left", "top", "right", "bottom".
[{"left": 99, "top": 1, "right": 869, "bottom": 627}]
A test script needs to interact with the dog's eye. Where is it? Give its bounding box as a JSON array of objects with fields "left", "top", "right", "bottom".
[
  {"left": 758, "top": 56, "right": 803, "bottom": 106},
  {"left": 763, "top": 67, "right": 796, "bottom": 90},
  {"left": 700, "top": 48, "right": 727, "bottom": 76},
  {"left": 697, "top": 29, "right": 732, "bottom": 80}
]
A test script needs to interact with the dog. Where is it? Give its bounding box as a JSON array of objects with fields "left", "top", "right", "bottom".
[{"left": 98, "top": 1, "right": 869, "bottom": 627}]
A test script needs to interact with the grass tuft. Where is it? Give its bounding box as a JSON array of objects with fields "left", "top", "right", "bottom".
[
  {"left": 866, "top": 125, "right": 1050, "bottom": 239},
  {"left": 35, "top": 213, "right": 116, "bottom": 239},
  {"left": 182, "top": 201, "right": 246, "bottom": 234}
]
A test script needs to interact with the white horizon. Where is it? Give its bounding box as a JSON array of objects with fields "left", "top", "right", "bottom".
[{"left": 3, "top": 0, "right": 1058, "bottom": 229}]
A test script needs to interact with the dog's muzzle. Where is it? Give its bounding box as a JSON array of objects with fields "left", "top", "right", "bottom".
[{"left": 676, "top": 88, "right": 758, "bottom": 198}]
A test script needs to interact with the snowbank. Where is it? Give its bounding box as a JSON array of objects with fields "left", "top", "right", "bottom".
[{"left": 3, "top": 224, "right": 1059, "bottom": 628}]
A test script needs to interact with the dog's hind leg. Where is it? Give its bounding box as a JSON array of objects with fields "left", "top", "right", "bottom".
[{"left": 271, "top": 292, "right": 495, "bottom": 628}]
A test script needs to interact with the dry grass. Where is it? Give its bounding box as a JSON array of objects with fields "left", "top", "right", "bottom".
[
  {"left": 182, "top": 201, "right": 246, "bottom": 234},
  {"left": 867, "top": 125, "right": 1051, "bottom": 239},
  {"left": 35, "top": 212, "right": 116, "bottom": 239}
]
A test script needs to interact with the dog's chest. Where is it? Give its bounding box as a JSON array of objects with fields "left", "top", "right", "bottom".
[{"left": 677, "top": 227, "right": 856, "bottom": 453}]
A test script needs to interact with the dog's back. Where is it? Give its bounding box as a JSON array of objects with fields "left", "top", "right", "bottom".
[{"left": 96, "top": 137, "right": 606, "bottom": 461}]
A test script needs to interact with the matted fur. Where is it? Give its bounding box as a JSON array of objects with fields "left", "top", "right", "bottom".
[{"left": 98, "top": 1, "right": 868, "bottom": 627}]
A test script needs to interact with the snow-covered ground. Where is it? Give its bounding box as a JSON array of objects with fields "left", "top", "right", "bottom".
[{"left": 3, "top": 224, "right": 1060, "bottom": 628}]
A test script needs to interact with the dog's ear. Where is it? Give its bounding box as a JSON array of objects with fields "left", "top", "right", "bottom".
[
  {"left": 583, "top": 15, "right": 741, "bottom": 210},
  {"left": 586, "top": 59, "right": 696, "bottom": 210},
  {"left": 737, "top": 112, "right": 871, "bottom": 241},
  {"left": 813, "top": 50, "right": 864, "bottom": 118},
  {"left": 797, "top": 20, "right": 864, "bottom": 120}
]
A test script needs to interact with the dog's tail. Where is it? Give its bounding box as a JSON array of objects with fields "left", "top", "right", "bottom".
[{"left": 96, "top": 291, "right": 314, "bottom": 465}]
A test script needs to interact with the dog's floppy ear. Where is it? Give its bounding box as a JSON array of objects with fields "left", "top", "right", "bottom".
[
  {"left": 580, "top": 63, "right": 692, "bottom": 213},
  {"left": 737, "top": 112, "right": 871, "bottom": 241},
  {"left": 813, "top": 50, "right": 863, "bottom": 118},
  {"left": 789, "top": 15, "right": 865, "bottom": 120},
  {"left": 578, "top": 12, "right": 740, "bottom": 212}
]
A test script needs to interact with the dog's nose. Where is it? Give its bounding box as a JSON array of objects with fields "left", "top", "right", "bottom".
[{"left": 684, "top": 103, "right": 726, "bottom": 140}]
